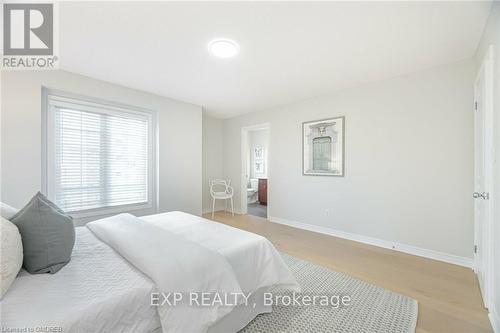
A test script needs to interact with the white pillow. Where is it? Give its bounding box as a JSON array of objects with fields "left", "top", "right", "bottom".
[
  {"left": 1, "top": 202, "right": 19, "bottom": 220},
  {"left": 1, "top": 217, "right": 23, "bottom": 299}
]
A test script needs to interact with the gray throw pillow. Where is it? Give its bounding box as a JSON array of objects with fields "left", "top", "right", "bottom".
[{"left": 10, "top": 192, "right": 75, "bottom": 274}]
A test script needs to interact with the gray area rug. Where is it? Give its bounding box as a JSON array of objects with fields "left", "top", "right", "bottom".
[{"left": 241, "top": 253, "right": 418, "bottom": 333}]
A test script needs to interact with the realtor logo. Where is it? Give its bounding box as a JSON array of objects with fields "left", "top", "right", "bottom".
[
  {"left": 3, "top": 3, "right": 53, "bottom": 55},
  {"left": 2, "top": 2, "right": 58, "bottom": 69}
]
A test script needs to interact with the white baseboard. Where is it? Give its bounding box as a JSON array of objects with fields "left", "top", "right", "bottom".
[
  {"left": 268, "top": 216, "right": 473, "bottom": 268},
  {"left": 202, "top": 208, "right": 243, "bottom": 215},
  {"left": 490, "top": 307, "right": 500, "bottom": 333},
  {"left": 202, "top": 208, "right": 221, "bottom": 214}
]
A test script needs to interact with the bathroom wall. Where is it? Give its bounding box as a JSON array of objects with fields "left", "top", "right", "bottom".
[{"left": 248, "top": 129, "right": 269, "bottom": 180}]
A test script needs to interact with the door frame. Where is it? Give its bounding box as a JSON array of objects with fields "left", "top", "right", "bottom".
[
  {"left": 473, "top": 45, "right": 494, "bottom": 309},
  {"left": 241, "top": 123, "right": 270, "bottom": 216}
]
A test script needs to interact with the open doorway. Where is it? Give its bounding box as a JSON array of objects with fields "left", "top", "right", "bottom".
[{"left": 241, "top": 124, "right": 269, "bottom": 218}]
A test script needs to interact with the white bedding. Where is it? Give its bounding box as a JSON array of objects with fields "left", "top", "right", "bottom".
[
  {"left": 141, "top": 212, "right": 299, "bottom": 294},
  {"left": 87, "top": 213, "right": 244, "bottom": 333},
  {"left": 1, "top": 211, "right": 298, "bottom": 333},
  {"left": 1, "top": 227, "right": 160, "bottom": 333}
]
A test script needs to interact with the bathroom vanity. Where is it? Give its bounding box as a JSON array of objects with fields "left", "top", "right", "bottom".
[{"left": 258, "top": 178, "right": 267, "bottom": 205}]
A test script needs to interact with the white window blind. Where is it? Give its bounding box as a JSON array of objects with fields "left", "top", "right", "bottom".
[{"left": 45, "top": 94, "right": 155, "bottom": 213}]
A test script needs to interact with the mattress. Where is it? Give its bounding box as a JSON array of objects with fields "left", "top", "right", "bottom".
[{"left": 1, "top": 227, "right": 161, "bottom": 333}]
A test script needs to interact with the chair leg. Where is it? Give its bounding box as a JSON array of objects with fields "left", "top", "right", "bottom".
[
  {"left": 212, "top": 198, "right": 215, "bottom": 219},
  {"left": 230, "top": 197, "right": 234, "bottom": 217}
]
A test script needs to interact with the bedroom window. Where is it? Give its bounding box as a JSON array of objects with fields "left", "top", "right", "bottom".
[{"left": 43, "top": 90, "right": 157, "bottom": 216}]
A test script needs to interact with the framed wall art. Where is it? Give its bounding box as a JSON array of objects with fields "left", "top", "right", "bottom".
[{"left": 303, "top": 116, "right": 345, "bottom": 176}]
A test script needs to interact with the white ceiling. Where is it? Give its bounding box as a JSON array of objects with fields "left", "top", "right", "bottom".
[{"left": 59, "top": 1, "right": 491, "bottom": 118}]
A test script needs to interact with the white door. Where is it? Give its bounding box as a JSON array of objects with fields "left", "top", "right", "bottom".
[{"left": 474, "top": 46, "right": 494, "bottom": 309}]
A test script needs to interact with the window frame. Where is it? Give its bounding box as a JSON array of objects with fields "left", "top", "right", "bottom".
[{"left": 42, "top": 87, "right": 158, "bottom": 218}]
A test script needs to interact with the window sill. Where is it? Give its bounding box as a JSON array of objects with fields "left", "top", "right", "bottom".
[{"left": 66, "top": 202, "right": 155, "bottom": 220}]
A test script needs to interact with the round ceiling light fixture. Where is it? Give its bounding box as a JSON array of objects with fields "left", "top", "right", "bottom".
[{"left": 208, "top": 38, "right": 239, "bottom": 58}]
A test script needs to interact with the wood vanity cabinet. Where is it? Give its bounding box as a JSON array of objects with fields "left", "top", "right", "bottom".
[{"left": 258, "top": 178, "right": 267, "bottom": 205}]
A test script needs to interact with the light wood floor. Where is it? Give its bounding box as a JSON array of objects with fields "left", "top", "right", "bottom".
[{"left": 203, "top": 211, "right": 492, "bottom": 333}]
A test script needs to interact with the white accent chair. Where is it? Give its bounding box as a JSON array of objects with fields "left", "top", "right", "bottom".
[{"left": 209, "top": 179, "right": 234, "bottom": 219}]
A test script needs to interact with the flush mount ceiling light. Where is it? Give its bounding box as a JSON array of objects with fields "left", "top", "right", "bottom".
[{"left": 208, "top": 39, "right": 239, "bottom": 58}]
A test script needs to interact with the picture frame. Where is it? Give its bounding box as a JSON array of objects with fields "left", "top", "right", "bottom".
[
  {"left": 254, "top": 147, "right": 264, "bottom": 159},
  {"left": 302, "top": 116, "right": 345, "bottom": 176},
  {"left": 254, "top": 160, "right": 265, "bottom": 175},
  {"left": 253, "top": 146, "right": 266, "bottom": 175}
]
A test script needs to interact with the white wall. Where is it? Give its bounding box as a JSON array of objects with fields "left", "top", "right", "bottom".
[
  {"left": 476, "top": 2, "right": 500, "bottom": 330},
  {"left": 202, "top": 113, "right": 225, "bottom": 213},
  {"left": 223, "top": 59, "right": 475, "bottom": 260},
  {"left": 249, "top": 129, "right": 269, "bottom": 179},
  {"left": 1, "top": 70, "right": 203, "bottom": 219}
]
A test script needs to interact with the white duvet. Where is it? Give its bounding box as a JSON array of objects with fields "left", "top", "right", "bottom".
[
  {"left": 140, "top": 212, "right": 299, "bottom": 294},
  {"left": 87, "top": 213, "right": 244, "bottom": 333},
  {"left": 88, "top": 212, "right": 299, "bottom": 333}
]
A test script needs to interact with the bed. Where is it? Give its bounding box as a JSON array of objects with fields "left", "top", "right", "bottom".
[{"left": 1, "top": 211, "right": 298, "bottom": 333}]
